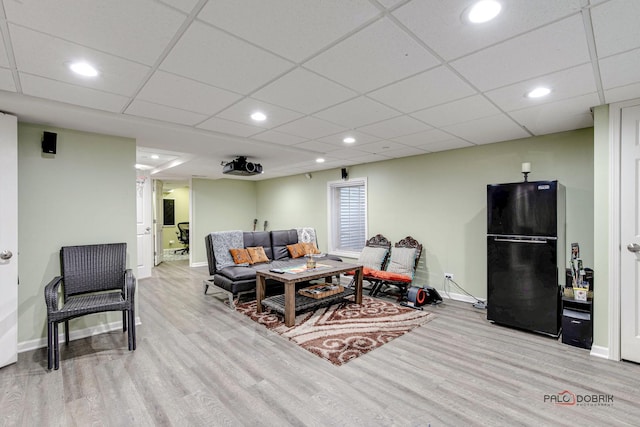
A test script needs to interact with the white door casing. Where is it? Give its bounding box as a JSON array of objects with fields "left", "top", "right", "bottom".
[
  {"left": 0, "top": 113, "right": 18, "bottom": 368},
  {"left": 136, "top": 173, "right": 153, "bottom": 279},
  {"left": 620, "top": 104, "right": 640, "bottom": 363},
  {"left": 153, "top": 179, "right": 164, "bottom": 266}
]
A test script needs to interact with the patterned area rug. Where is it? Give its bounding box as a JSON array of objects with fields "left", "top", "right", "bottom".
[{"left": 235, "top": 296, "right": 433, "bottom": 366}]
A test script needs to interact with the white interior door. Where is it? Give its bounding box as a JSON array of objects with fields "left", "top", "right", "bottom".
[
  {"left": 621, "top": 103, "right": 640, "bottom": 363},
  {"left": 0, "top": 113, "right": 18, "bottom": 368},
  {"left": 136, "top": 173, "right": 153, "bottom": 279},
  {"left": 153, "top": 179, "right": 164, "bottom": 265}
]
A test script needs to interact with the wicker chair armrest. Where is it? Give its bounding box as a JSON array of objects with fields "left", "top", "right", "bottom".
[
  {"left": 44, "top": 276, "right": 63, "bottom": 312},
  {"left": 125, "top": 269, "right": 136, "bottom": 300}
]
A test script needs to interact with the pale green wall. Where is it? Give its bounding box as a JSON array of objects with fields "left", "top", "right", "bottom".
[
  {"left": 256, "top": 128, "right": 594, "bottom": 302},
  {"left": 592, "top": 105, "right": 610, "bottom": 348},
  {"left": 17, "top": 123, "right": 137, "bottom": 344},
  {"left": 162, "top": 186, "right": 189, "bottom": 249},
  {"left": 191, "top": 178, "right": 257, "bottom": 265}
]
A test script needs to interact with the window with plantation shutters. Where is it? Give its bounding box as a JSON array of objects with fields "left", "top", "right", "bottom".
[{"left": 327, "top": 178, "right": 367, "bottom": 257}]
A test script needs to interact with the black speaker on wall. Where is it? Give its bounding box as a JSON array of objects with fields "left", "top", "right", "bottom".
[
  {"left": 42, "top": 131, "right": 57, "bottom": 154},
  {"left": 341, "top": 167, "right": 348, "bottom": 180}
]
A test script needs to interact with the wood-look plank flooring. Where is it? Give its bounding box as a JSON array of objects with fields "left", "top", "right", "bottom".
[{"left": 2, "top": 260, "right": 639, "bottom": 426}]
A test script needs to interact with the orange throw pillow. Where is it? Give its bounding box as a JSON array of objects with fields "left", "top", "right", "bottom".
[
  {"left": 229, "top": 248, "right": 253, "bottom": 265},
  {"left": 301, "top": 242, "right": 321, "bottom": 255},
  {"left": 370, "top": 270, "right": 412, "bottom": 283},
  {"left": 287, "top": 243, "right": 306, "bottom": 258},
  {"left": 247, "top": 246, "right": 269, "bottom": 264}
]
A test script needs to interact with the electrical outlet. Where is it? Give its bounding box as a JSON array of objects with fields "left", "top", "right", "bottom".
[{"left": 444, "top": 273, "right": 453, "bottom": 279}]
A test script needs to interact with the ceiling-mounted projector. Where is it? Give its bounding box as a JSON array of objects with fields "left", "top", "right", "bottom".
[{"left": 222, "top": 156, "right": 263, "bottom": 176}]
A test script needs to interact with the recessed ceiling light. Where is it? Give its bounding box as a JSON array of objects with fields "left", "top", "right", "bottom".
[
  {"left": 316, "top": 158, "right": 325, "bottom": 163},
  {"left": 343, "top": 137, "right": 356, "bottom": 144},
  {"left": 251, "top": 112, "right": 267, "bottom": 121},
  {"left": 467, "top": 0, "right": 501, "bottom": 24},
  {"left": 151, "top": 154, "right": 159, "bottom": 160},
  {"left": 69, "top": 61, "right": 99, "bottom": 77},
  {"left": 526, "top": 87, "right": 551, "bottom": 98}
]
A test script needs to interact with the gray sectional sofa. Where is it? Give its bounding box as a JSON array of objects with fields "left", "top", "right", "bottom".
[{"left": 204, "top": 229, "right": 341, "bottom": 307}]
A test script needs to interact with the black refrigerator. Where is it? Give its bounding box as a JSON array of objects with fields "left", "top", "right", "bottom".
[{"left": 487, "top": 180, "right": 565, "bottom": 336}]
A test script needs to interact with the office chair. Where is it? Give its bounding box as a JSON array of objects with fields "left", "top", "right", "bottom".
[{"left": 175, "top": 222, "right": 189, "bottom": 254}]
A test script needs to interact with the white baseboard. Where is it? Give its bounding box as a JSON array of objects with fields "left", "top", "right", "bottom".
[
  {"left": 441, "top": 290, "right": 486, "bottom": 305},
  {"left": 191, "top": 261, "right": 207, "bottom": 268},
  {"left": 18, "top": 316, "right": 142, "bottom": 353},
  {"left": 590, "top": 345, "right": 610, "bottom": 360}
]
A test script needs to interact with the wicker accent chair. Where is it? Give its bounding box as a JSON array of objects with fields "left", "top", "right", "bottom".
[
  {"left": 44, "top": 243, "right": 136, "bottom": 370},
  {"left": 368, "top": 236, "right": 423, "bottom": 300}
]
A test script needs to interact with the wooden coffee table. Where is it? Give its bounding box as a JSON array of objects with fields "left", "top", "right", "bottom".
[{"left": 255, "top": 259, "right": 363, "bottom": 327}]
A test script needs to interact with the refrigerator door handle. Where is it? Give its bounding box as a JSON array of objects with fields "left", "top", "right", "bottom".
[{"left": 494, "top": 238, "right": 547, "bottom": 244}]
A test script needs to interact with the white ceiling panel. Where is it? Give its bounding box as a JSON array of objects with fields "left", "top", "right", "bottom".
[
  {"left": 252, "top": 68, "right": 357, "bottom": 114},
  {"left": 357, "top": 115, "right": 432, "bottom": 139},
  {"left": 353, "top": 139, "right": 409, "bottom": 155},
  {"left": 215, "top": 98, "right": 304, "bottom": 129},
  {"left": 10, "top": 25, "right": 150, "bottom": 96},
  {"left": 604, "top": 82, "right": 640, "bottom": 104},
  {"left": 4, "top": 0, "right": 186, "bottom": 65},
  {"left": 391, "top": 128, "right": 462, "bottom": 147},
  {"left": 157, "top": 0, "right": 201, "bottom": 14},
  {"left": 410, "top": 95, "right": 501, "bottom": 128},
  {"left": 599, "top": 48, "right": 640, "bottom": 90},
  {"left": 125, "top": 99, "right": 209, "bottom": 126},
  {"left": 442, "top": 115, "right": 530, "bottom": 145},
  {"left": 0, "top": 32, "right": 9, "bottom": 68},
  {"left": 393, "top": 0, "right": 583, "bottom": 60},
  {"left": 313, "top": 96, "right": 400, "bottom": 128},
  {"left": 197, "top": 0, "right": 380, "bottom": 62},
  {"left": 369, "top": 66, "right": 476, "bottom": 113},
  {"left": 273, "top": 116, "right": 347, "bottom": 139},
  {"left": 450, "top": 15, "right": 591, "bottom": 91},
  {"left": 137, "top": 71, "right": 242, "bottom": 115},
  {"left": 417, "top": 138, "right": 475, "bottom": 153},
  {"left": 20, "top": 73, "right": 129, "bottom": 112},
  {"left": 293, "top": 140, "right": 340, "bottom": 154},
  {"left": 305, "top": 17, "right": 440, "bottom": 92},
  {"left": 591, "top": 0, "right": 640, "bottom": 58},
  {"left": 509, "top": 93, "right": 599, "bottom": 135},
  {"left": 196, "top": 116, "right": 263, "bottom": 137},
  {"left": 374, "top": 145, "right": 428, "bottom": 158},
  {"left": 251, "top": 130, "right": 308, "bottom": 146},
  {"left": 485, "top": 63, "right": 598, "bottom": 112},
  {"left": 317, "top": 130, "right": 381, "bottom": 147},
  {"left": 0, "top": 68, "right": 16, "bottom": 92},
  {"left": 160, "top": 21, "right": 294, "bottom": 94}
]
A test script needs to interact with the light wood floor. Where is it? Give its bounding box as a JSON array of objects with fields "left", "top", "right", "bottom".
[{"left": 2, "top": 260, "right": 639, "bottom": 426}]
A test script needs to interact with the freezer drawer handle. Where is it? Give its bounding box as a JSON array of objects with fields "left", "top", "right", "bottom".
[{"left": 494, "top": 238, "right": 546, "bottom": 244}]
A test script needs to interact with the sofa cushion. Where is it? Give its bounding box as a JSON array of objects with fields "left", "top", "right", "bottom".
[
  {"left": 301, "top": 242, "right": 321, "bottom": 255},
  {"left": 243, "top": 231, "right": 273, "bottom": 260},
  {"left": 271, "top": 229, "right": 299, "bottom": 260},
  {"left": 211, "top": 231, "right": 244, "bottom": 270},
  {"left": 369, "top": 269, "right": 412, "bottom": 283},
  {"left": 229, "top": 248, "right": 252, "bottom": 265},
  {"left": 247, "top": 246, "right": 270, "bottom": 264},
  {"left": 218, "top": 265, "right": 258, "bottom": 281},
  {"left": 287, "top": 243, "right": 306, "bottom": 258}
]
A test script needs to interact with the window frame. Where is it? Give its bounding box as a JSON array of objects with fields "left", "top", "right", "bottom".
[{"left": 326, "top": 177, "right": 368, "bottom": 258}]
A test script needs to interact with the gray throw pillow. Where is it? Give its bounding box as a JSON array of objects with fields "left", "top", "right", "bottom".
[
  {"left": 387, "top": 247, "right": 417, "bottom": 277},
  {"left": 357, "top": 246, "right": 388, "bottom": 270}
]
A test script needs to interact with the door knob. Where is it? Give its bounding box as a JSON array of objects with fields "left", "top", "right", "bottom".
[
  {"left": 627, "top": 243, "right": 640, "bottom": 253},
  {"left": 0, "top": 250, "right": 13, "bottom": 260}
]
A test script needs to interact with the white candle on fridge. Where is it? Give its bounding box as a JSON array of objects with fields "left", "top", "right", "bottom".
[{"left": 522, "top": 162, "right": 531, "bottom": 173}]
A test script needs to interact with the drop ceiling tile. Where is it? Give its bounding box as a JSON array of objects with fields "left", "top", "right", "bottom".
[
  {"left": 355, "top": 139, "right": 409, "bottom": 155},
  {"left": 293, "top": 140, "right": 338, "bottom": 153},
  {"left": 369, "top": 66, "right": 476, "bottom": 113},
  {"left": 313, "top": 96, "right": 399, "bottom": 128},
  {"left": 442, "top": 114, "right": 530, "bottom": 144},
  {"left": 305, "top": 17, "right": 440, "bottom": 93},
  {"left": 317, "top": 130, "right": 380, "bottom": 147},
  {"left": 160, "top": 21, "right": 294, "bottom": 94},
  {"left": 485, "top": 63, "right": 597, "bottom": 112},
  {"left": 197, "top": 0, "right": 380, "bottom": 62},
  {"left": 0, "top": 32, "right": 9, "bottom": 68},
  {"left": 509, "top": 93, "right": 598, "bottom": 135},
  {"left": 19, "top": 73, "right": 129, "bottom": 112},
  {"left": 599, "top": 48, "right": 640, "bottom": 90},
  {"left": 591, "top": 0, "right": 640, "bottom": 58},
  {"left": 604, "top": 82, "right": 640, "bottom": 104},
  {"left": 450, "top": 15, "right": 591, "bottom": 91},
  {"left": 391, "top": 128, "right": 461, "bottom": 147},
  {"left": 318, "top": 147, "right": 371, "bottom": 160},
  {"left": 197, "top": 116, "right": 264, "bottom": 137},
  {"left": 356, "top": 115, "right": 432, "bottom": 139},
  {"left": 0, "top": 68, "right": 16, "bottom": 92},
  {"left": 417, "top": 138, "right": 475, "bottom": 153},
  {"left": 410, "top": 95, "right": 500, "bottom": 128},
  {"left": 125, "top": 99, "right": 209, "bottom": 126},
  {"left": 348, "top": 153, "right": 392, "bottom": 165},
  {"left": 157, "top": 0, "right": 200, "bottom": 13},
  {"left": 374, "top": 145, "right": 428, "bottom": 159},
  {"left": 137, "top": 71, "right": 242, "bottom": 115},
  {"left": 273, "top": 116, "right": 347, "bottom": 139},
  {"left": 10, "top": 25, "right": 150, "bottom": 96},
  {"left": 393, "top": 0, "right": 583, "bottom": 60},
  {"left": 252, "top": 68, "right": 357, "bottom": 114},
  {"left": 216, "top": 98, "right": 304, "bottom": 129},
  {"left": 4, "top": 0, "right": 186, "bottom": 65},
  {"left": 250, "top": 130, "right": 308, "bottom": 146}
]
